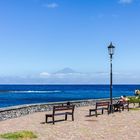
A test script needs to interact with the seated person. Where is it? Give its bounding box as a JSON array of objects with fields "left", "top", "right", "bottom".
[
  {"left": 120, "top": 95, "right": 129, "bottom": 102},
  {"left": 114, "top": 95, "right": 129, "bottom": 111},
  {"left": 119, "top": 95, "right": 126, "bottom": 103}
]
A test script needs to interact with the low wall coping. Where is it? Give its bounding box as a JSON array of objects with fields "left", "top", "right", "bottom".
[{"left": 0, "top": 97, "right": 119, "bottom": 112}]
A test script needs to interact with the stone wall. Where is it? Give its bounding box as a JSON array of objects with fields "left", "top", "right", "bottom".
[{"left": 0, "top": 98, "right": 117, "bottom": 121}]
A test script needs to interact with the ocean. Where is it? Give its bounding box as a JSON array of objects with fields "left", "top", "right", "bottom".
[{"left": 0, "top": 84, "right": 139, "bottom": 108}]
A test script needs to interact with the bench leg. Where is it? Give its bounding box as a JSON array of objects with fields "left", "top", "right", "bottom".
[
  {"left": 89, "top": 110, "right": 91, "bottom": 116},
  {"left": 52, "top": 116, "right": 55, "bottom": 124},
  {"left": 72, "top": 114, "right": 74, "bottom": 121},
  {"left": 102, "top": 109, "right": 104, "bottom": 114},
  {"left": 65, "top": 114, "right": 67, "bottom": 120},
  {"left": 95, "top": 110, "right": 97, "bottom": 117},
  {"left": 45, "top": 116, "right": 48, "bottom": 123}
]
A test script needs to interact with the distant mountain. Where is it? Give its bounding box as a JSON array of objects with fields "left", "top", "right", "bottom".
[{"left": 54, "top": 68, "right": 78, "bottom": 74}]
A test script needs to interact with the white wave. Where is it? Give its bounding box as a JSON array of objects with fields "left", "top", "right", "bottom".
[{"left": 0, "top": 90, "right": 62, "bottom": 93}]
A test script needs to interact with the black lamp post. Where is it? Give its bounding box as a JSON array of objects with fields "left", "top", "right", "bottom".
[{"left": 108, "top": 42, "right": 115, "bottom": 113}]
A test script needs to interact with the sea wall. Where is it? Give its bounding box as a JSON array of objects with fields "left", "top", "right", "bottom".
[{"left": 0, "top": 98, "right": 117, "bottom": 121}]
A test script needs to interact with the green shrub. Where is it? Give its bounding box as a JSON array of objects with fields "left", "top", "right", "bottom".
[
  {"left": 0, "top": 130, "right": 37, "bottom": 140},
  {"left": 128, "top": 96, "right": 140, "bottom": 103}
]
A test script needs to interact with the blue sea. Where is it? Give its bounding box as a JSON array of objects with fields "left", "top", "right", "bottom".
[{"left": 0, "top": 84, "right": 139, "bottom": 108}]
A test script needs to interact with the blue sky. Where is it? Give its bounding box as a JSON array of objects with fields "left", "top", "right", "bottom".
[{"left": 0, "top": 0, "right": 140, "bottom": 84}]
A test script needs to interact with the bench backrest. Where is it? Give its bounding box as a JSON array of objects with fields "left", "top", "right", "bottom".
[
  {"left": 96, "top": 101, "right": 110, "bottom": 109},
  {"left": 53, "top": 105, "right": 75, "bottom": 114}
]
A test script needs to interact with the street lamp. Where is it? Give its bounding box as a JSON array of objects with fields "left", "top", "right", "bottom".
[{"left": 108, "top": 42, "right": 115, "bottom": 113}]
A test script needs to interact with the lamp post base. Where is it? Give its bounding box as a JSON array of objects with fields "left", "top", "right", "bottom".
[{"left": 109, "top": 104, "right": 114, "bottom": 113}]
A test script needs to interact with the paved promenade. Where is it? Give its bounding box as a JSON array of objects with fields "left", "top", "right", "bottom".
[{"left": 0, "top": 105, "right": 140, "bottom": 140}]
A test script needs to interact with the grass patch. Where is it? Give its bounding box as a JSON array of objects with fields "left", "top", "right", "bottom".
[
  {"left": 129, "top": 108, "right": 140, "bottom": 111},
  {"left": 0, "top": 130, "right": 37, "bottom": 140}
]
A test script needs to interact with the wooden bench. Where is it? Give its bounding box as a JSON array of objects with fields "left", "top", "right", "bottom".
[
  {"left": 89, "top": 101, "right": 110, "bottom": 117},
  {"left": 45, "top": 105, "right": 75, "bottom": 124}
]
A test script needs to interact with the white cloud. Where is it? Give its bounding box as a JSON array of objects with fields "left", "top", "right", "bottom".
[
  {"left": 119, "top": 0, "right": 134, "bottom": 4},
  {"left": 36, "top": 70, "right": 110, "bottom": 84},
  {"left": 41, "top": 72, "right": 86, "bottom": 79},
  {"left": 43, "top": 3, "right": 59, "bottom": 8},
  {"left": 40, "top": 72, "right": 50, "bottom": 77},
  {"left": 1, "top": 69, "right": 140, "bottom": 84}
]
